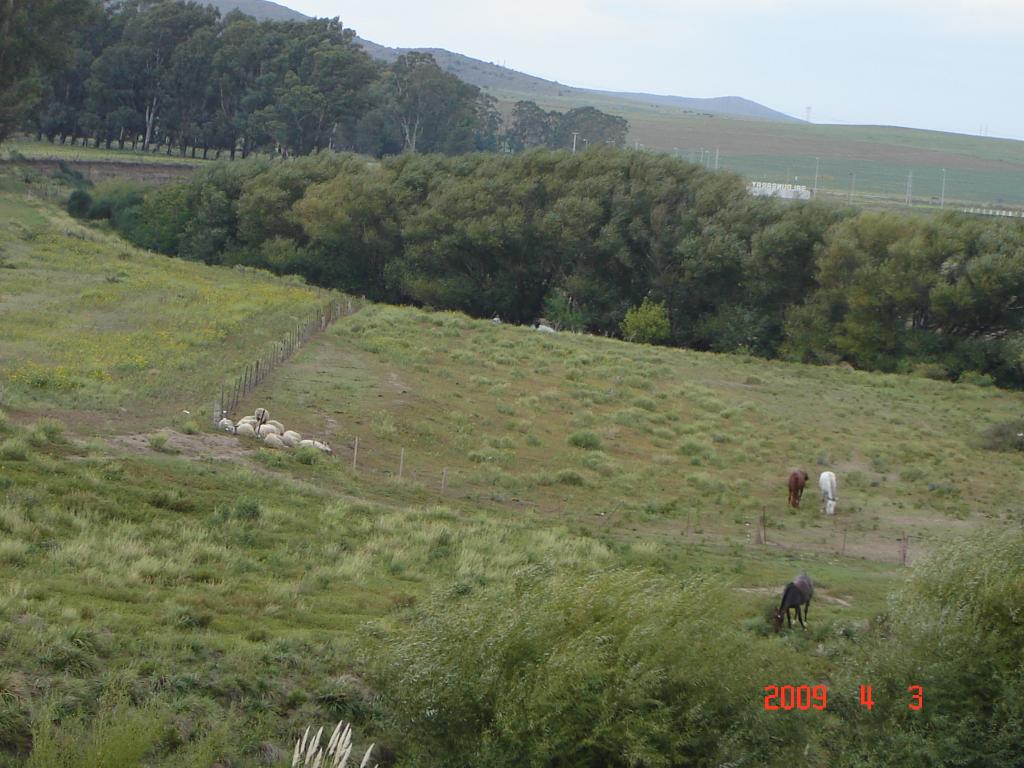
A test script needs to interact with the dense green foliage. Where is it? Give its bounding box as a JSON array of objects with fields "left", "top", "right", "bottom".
[
  {"left": 832, "top": 529, "right": 1024, "bottom": 767},
  {"left": 0, "top": 0, "right": 96, "bottom": 141},
  {"left": 4, "top": 176, "right": 1024, "bottom": 764},
  {"left": 16, "top": 0, "right": 627, "bottom": 159},
  {"left": 78, "top": 148, "right": 1024, "bottom": 386},
  {"left": 374, "top": 571, "right": 809, "bottom": 768}
]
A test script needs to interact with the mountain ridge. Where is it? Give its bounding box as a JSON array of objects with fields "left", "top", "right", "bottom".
[{"left": 202, "top": 0, "right": 797, "bottom": 122}]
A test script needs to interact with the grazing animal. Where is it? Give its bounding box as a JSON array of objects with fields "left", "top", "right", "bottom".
[
  {"left": 819, "top": 471, "right": 837, "bottom": 515},
  {"left": 263, "top": 433, "right": 285, "bottom": 449},
  {"left": 773, "top": 571, "right": 814, "bottom": 632},
  {"left": 253, "top": 408, "right": 270, "bottom": 430},
  {"left": 217, "top": 417, "right": 236, "bottom": 433},
  {"left": 787, "top": 470, "right": 809, "bottom": 508},
  {"left": 257, "top": 423, "right": 280, "bottom": 438},
  {"left": 281, "top": 430, "right": 302, "bottom": 447},
  {"left": 235, "top": 422, "right": 256, "bottom": 437}
]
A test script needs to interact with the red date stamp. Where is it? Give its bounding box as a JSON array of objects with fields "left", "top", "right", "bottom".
[{"left": 764, "top": 684, "right": 923, "bottom": 711}]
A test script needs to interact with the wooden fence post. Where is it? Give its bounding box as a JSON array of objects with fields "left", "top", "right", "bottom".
[{"left": 352, "top": 437, "right": 359, "bottom": 471}]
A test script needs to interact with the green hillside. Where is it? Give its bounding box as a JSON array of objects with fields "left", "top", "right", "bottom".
[
  {"left": 201, "top": 0, "right": 1024, "bottom": 207},
  {"left": 1, "top": 176, "right": 1023, "bottom": 763}
]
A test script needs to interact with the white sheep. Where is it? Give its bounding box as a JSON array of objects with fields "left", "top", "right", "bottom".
[
  {"left": 254, "top": 407, "right": 269, "bottom": 424},
  {"left": 238, "top": 415, "right": 258, "bottom": 425},
  {"left": 297, "top": 438, "right": 332, "bottom": 454},
  {"left": 257, "top": 423, "right": 280, "bottom": 437},
  {"left": 217, "top": 417, "right": 236, "bottom": 433},
  {"left": 235, "top": 422, "right": 257, "bottom": 437},
  {"left": 263, "top": 433, "right": 286, "bottom": 449},
  {"left": 281, "top": 430, "right": 302, "bottom": 447},
  {"left": 268, "top": 419, "right": 285, "bottom": 432}
]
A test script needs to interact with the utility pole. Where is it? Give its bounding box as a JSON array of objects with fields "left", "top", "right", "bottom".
[
  {"left": 571, "top": 131, "right": 579, "bottom": 154},
  {"left": 812, "top": 157, "right": 820, "bottom": 198},
  {"left": 940, "top": 168, "right": 947, "bottom": 208}
]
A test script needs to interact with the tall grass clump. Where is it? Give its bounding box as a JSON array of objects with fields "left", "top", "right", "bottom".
[
  {"left": 567, "top": 430, "right": 603, "bottom": 450},
  {"left": 832, "top": 528, "right": 1024, "bottom": 767},
  {"left": 373, "top": 570, "right": 811, "bottom": 768}
]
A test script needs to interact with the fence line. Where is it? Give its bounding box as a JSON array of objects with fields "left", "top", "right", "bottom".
[{"left": 214, "top": 295, "right": 363, "bottom": 422}]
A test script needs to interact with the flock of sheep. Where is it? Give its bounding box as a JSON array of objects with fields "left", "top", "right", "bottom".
[{"left": 218, "top": 407, "right": 332, "bottom": 454}]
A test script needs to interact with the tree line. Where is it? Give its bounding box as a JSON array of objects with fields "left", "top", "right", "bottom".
[
  {"left": 2, "top": 0, "right": 629, "bottom": 158},
  {"left": 71, "top": 148, "right": 1024, "bottom": 388}
]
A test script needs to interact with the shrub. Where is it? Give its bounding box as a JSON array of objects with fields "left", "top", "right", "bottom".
[
  {"left": 567, "top": 430, "right": 602, "bottom": 450},
  {"left": 232, "top": 497, "right": 262, "bottom": 521},
  {"left": 294, "top": 446, "right": 320, "bottom": 465},
  {"left": 555, "top": 469, "right": 585, "bottom": 486},
  {"left": 620, "top": 298, "right": 671, "bottom": 345},
  {"left": 832, "top": 529, "right": 1024, "bottom": 766},
  {"left": 0, "top": 438, "right": 29, "bottom": 461},
  {"left": 148, "top": 433, "right": 174, "bottom": 453},
  {"left": 373, "top": 570, "right": 810, "bottom": 768},
  {"left": 977, "top": 420, "right": 1024, "bottom": 452},
  {"left": 66, "top": 189, "right": 92, "bottom": 219},
  {"left": 958, "top": 370, "right": 995, "bottom": 387}
]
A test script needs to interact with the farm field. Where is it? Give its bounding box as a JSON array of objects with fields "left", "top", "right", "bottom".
[
  {"left": 0, "top": 180, "right": 1022, "bottom": 764},
  {"left": 490, "top": 93, "right": 1024, "bottom": 208}
]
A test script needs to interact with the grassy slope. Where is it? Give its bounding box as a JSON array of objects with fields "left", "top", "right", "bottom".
[
  {"left": 0, "top": 182, "right": 326, "bottom": 430},
  {"left": 2, "top": 186, "right": 1024, "bottom": 762}
]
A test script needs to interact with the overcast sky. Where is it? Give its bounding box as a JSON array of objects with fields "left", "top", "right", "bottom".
[{"left": 284, "top": 0, "right": 1024, "bottom": 139}]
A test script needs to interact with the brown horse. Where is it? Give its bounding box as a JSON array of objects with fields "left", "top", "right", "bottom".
[
  {"left": 773, "top": 571, "right": 814, "bottom": 632},
  {"left": 787, "top": 470, "right": 808, "bottom": 508}
]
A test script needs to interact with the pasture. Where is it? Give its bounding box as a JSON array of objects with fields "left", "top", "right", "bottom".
[
  {"left": 1, "top": 179, "right": 1022, "bottom": 763},
  {"left": 0, "top": 185, "right": 326, "bottom": 428},
  {"left": 490, "top": 92, "right": 1024, "bottom": 208}
]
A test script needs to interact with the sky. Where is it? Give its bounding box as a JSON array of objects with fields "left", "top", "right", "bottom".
[{"left": 283, "top": 0, "right": 1024, "bottom": 139}]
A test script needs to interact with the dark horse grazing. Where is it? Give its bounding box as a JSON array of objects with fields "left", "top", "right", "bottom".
[
  {"left": 773, "top": 571, "right": 814, "bottom": 632},
  {"left": 787, "top": 470, "right": 809, "bottom": 508}
]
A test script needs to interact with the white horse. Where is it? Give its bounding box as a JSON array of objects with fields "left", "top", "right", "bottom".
[{"left": 819, "top": 471, "right": 837, "bottom": 515}]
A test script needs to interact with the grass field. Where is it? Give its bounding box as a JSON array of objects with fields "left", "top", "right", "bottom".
[
  {"left": 1, "top": 138, "right": 208, "bottom": 166},
  {"left": 490, "top": 93, "right": 1024, "bottom": 208},
  {"left": 0, "top": 181, "right": 328, "bottom": 429},
  {"left": 1, "top": 177, "right": 1023, "bottom": 763}
]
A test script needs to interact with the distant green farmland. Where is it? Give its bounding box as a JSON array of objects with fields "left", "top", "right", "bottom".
[{"left": 492, "top": 92, "right": 1024, "bottom": 209}]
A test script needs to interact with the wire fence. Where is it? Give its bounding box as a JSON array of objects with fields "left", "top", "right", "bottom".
[{"left": 214, "top": 294, "right": 363, "bottom": 423}]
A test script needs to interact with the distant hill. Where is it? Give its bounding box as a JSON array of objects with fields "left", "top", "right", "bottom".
[
  {"left": 202, "top": 0, "right": 1024, "bottom": 207},
  {"left": 202, "top": 0, "right": 795, "bottom": 123},
  {"left": 204, "top": 0, "right": 305, "bottom": 21}
]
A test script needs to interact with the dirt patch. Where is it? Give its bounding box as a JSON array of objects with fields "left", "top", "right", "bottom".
[{"left": 108, "top": 430, "right": 256, "bottom": 460}]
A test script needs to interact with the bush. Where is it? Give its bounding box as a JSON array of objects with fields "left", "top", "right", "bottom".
[
  {"left": 620, "top": 298, "right": 671, "bottom": 345},
  {"left": 66, "top": 189, "right": 93, "bottom": 219},
  {"left": 373, "top": 570, "right": 810, "bottom": 768},
  {"left": 958, "top": 370, "right": 995, "bottom": 387},
  {"left": 832, "top": 529, "right": 1024, "bottom": 766},
  {"left": 977, "top": 420, "right": 1024, "bottom": 452},
  {"left": 0, "top": 438, "right": 29, "bottom": 461},
  {"left": 567, "top": 430, "right": 603, "bottom": 450}
]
